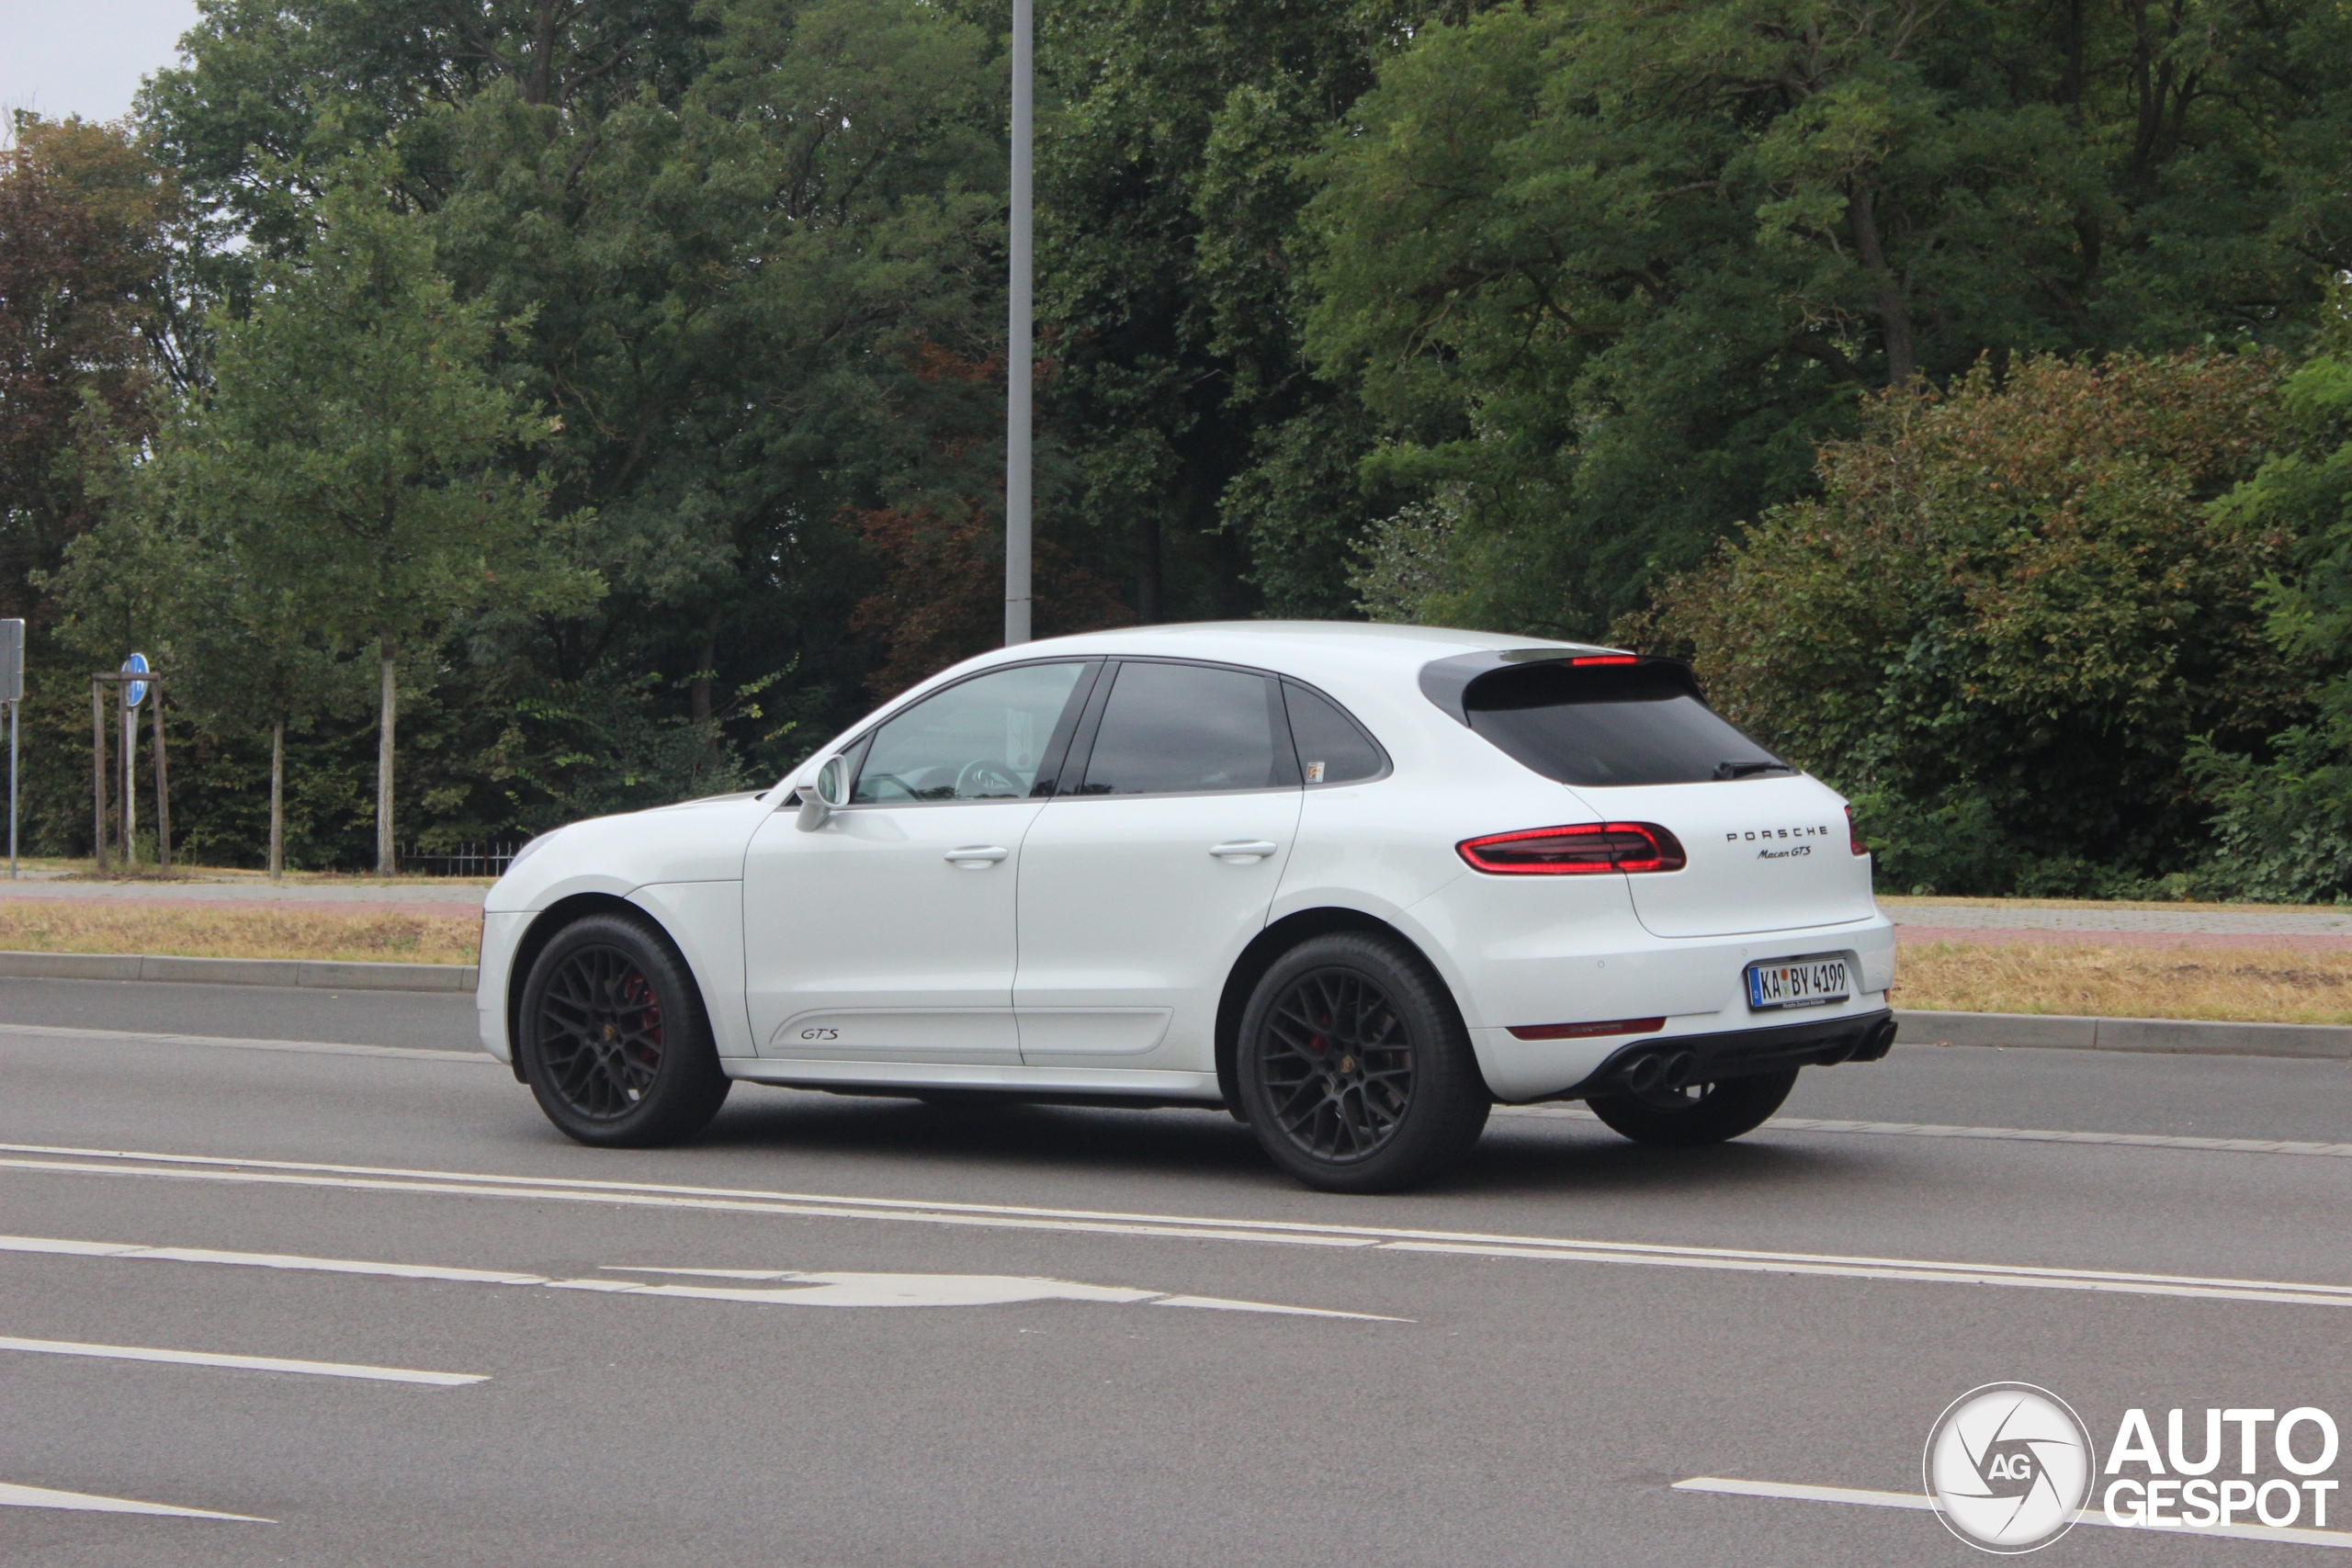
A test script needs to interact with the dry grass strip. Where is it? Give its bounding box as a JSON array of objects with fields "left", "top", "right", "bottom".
[
  {"left": 1898, "top": 941, "right": 2352, "bottom": 1025},
  {"left": 0, "top": 904, "right": 480, "bottom": 966},
  {"left": 1882, "top": 894, "right": 2351, "bottom": 916}
]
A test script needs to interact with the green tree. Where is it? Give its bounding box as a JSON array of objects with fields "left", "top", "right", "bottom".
[
  {"left": 0, "top": 116, "right": 178, "bottom": 620},
  {"left": 1632, "top": 351, "right": 2297, "bottom": 895},
  {"left": 2192, "top": 286, "right": 2352, "bottom": 900},
  {"left": 185, "top": 173, "right": 595, "bottom": 873},
  {"left": 1036, "top": 0, "right": 1424, "bottom": 620},
  {"left": 1306, "top": 0, "right": 2352, "bottom": 636}
]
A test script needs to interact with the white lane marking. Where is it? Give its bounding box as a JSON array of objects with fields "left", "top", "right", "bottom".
[
  {"left": 0, "top": 1149, "right": 1379, "bottom": 1247},
  {"left": 0, "top": 1021, "right": 488, "bottom": 1065},
  {"left": 4, "top": 1145, "right": 2349, "bottom": 1310},
  {"left": 15, "top": 1020, "right": 2346, "bottom": 1160},
  {"left": 0, "top": 1235, "right": 1396, "bottom": 1320},
  {"left": 0, "top": 1335, "right": 484, "bottom": 1385},
  {"left": 1675, "top": 1476, "right": 2352, "bottom": 1550},
  {"left": 19, "top": 1015, "right": 2343, "bottom": 1160},
  {"left": 594, "top": 1265, "right": 1399, "bottom": 1318},
  {"left": 0, "top": 1480, "right": 272, "bottom": 1521},
  {"left": 1501, "top": 1103, "right": 2352, "bottom": 1159}
]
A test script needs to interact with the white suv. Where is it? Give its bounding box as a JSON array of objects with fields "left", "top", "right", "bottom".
[{"left": 478, "top": 623, "right": 1896, "bottom": 1190}]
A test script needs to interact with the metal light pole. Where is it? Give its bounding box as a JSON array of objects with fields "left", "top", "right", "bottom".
[{"left": 1003, "top": 0, "right": 1034, "bottom": 647}]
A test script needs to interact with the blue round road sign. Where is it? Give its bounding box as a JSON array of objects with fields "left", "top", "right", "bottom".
[{"left": 121, "top": 652, "right": 148, "bottom": 708}]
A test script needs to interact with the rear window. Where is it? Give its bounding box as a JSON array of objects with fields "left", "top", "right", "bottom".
[{"left": 1462, "top": 662, "right": 1786, "bottom": 787}]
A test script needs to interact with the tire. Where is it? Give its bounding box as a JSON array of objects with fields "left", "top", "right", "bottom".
[
  {"left": 1235, "top": 932, "right": 1490, "bottom": 1193},
  {"left": 516, "top": 910, "right": 730, "bottom": 1147},
  {"left": 1586, "top": 1068, "right": 1798, "bottom": 1148}
]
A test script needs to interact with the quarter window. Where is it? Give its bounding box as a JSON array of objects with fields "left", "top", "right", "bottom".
[
  {"left": 1079, "top": 662, "right": 1286, "bottom": 795},
  {"left": 853, "top": 662, "right": 1088, "bottom": 804},
  {"left": 1281, "top": 682, "right": 1386, "bottom": 785}
]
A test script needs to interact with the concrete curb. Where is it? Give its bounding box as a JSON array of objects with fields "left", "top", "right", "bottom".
[
  {"left": 1896, "top": 1009, "right": 2352, "bottom": 1061},
  {"left": 0, "top": 950, "right": 477, "bottom": 993}
]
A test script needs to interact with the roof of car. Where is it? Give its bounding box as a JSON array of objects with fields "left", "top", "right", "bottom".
[{"left": 956, "top": 620, "right": 1618, "bottom": 683}]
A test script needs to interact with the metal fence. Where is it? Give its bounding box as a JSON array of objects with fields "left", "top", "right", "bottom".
[{"left": 395, "top": 841, "right": 525, "bottom": 878}]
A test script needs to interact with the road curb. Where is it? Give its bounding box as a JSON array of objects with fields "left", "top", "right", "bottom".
[
  {"left": 0, "top": 950, "right": 477, "bottom": 993},
  {"left": 1895, "top": 1010, "right": 2352, "bottom": 1061}
]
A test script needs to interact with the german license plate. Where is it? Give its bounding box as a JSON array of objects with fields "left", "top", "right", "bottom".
[{"left": 1746, "top": 954, "right": 1850, "bottom": 1011}]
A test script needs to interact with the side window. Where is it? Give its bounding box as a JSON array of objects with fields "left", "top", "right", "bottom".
[
  {"left": 1078, "top": 662, "right": 1286, "bottom": 795},
  {"left": 1282, "top": 682, "right": 1387, "bottom": 785},
  {"left": 853, "top": 662, "right": 1088, "bottom": 804}
]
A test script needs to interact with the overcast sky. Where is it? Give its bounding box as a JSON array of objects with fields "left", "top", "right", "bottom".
[{"left": 3, "top": 0, "right": 203, "bottom": 128}]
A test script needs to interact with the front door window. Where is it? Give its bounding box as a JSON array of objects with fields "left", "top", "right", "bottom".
[{"left": 855, "top": 662, "right": 1088, "bottom": 804}]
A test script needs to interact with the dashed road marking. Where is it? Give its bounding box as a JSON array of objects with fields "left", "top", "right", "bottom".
[
  {"left": 1675, "top": 1476, "right": 2352, "bottom": 1550},
  {"left": 0, "top": 1480, "right": 271, "bottom": 1521},
  {"left": 0, "top": 1334, "right": 486, "bottom": 1386}
]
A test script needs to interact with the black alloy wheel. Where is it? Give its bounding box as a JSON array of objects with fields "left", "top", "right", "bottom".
[
  {"left": 537, "top": 944, "right": 666, "bottom": 1119},
  {"left": 517, "top": 910, "right": 729, "bottom": 1147},
  {"left": 1258, "top": 967, "right": 1416, "bottom": 1163},
  {"left": 1236, "top": 932, "right": 1489, "bottom": 1193},
  {"left": 1586, "top": 1067, "right": 1798, "bottom": 1148}
]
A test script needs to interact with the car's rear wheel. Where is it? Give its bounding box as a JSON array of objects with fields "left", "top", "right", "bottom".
[
  {"left": 517, "top": 911, "right": 729, "bottom": 1147},
  {"left": 1236, "top": 933, "right": 1489, "bottom": 1193},
  {"left": 1586, "top": 1068, "right": 1797, "bottom": 1147}
]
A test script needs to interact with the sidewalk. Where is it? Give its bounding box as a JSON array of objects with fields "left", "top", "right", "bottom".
[
  {"left": 0, "top": 878, "right": 487, "bottom": 920},
  {"left": 1883, "top": 900, "right": 2352, "bottom": 952}
]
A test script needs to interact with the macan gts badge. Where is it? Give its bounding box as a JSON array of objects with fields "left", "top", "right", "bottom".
[{"left": 477, "top": 623, "right": 1898, "bottom": 1191}]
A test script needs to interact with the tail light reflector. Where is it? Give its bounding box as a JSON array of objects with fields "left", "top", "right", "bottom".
[
  {"left": 1507, "top": 1017, "right": 1666, "bottom": 1041},
  {"left": 1847, "top": 806, "right": 1868, "bottom": 856},
  {"left": 1456, "top": 822, "right": 1687, "bottom": 874}
]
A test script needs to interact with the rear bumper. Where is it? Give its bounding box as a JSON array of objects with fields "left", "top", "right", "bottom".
[{"left": 1553, "top": 1007, "right": 1895, "bottom": 1102}]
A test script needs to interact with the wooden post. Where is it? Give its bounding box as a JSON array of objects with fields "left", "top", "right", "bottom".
[
  {"left": 151, "top": 680, "right": 171, "bottom": 870},
  {"left": 90, "top": 677, "right": 107, "bottom": 872}
]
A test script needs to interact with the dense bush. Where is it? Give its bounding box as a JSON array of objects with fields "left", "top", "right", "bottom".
[{"left": 1629, "top": 352, "right": 2301, "bottom": 896}]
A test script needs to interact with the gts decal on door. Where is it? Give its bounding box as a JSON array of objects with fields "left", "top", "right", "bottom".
[{"left": 798, "top": 1027, "right": 840, "bottom": 1041}]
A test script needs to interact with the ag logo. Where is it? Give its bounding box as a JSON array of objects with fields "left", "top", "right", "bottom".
[{"left": 1924, "top": 1382, "right": 2094, "bottom": 1553}]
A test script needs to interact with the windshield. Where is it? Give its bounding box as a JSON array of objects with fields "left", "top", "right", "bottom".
[{"left": 1462, "top": 661, "right": 1787, "bottom": 787}]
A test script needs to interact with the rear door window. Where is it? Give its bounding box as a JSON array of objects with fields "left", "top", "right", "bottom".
[
  {"left": 1462, "top": 661, "right": 1787, "bottom": 787},
  {"left": 1077, "top": 661, "right": 1291, "bottom": 795}
]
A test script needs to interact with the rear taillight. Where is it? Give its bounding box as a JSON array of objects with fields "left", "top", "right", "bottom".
[
  {"left": 1846, "top": 806, "right": 1868, "bottom": 856},
  {"left": 1456, "top": 822, "right": 1687, "bottom": 875}
]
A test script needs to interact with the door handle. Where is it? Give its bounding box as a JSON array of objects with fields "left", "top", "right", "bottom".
[
  {"left": 944, "top": 845, "right": 1010, "bottom": 865},
  {"left": 1209, "top": 840, "right": 1280, "bottom": 863}
]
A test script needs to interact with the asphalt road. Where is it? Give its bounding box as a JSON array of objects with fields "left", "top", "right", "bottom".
[{"left": 5, "top": 978, "right": 2351, "bottom": 1566}]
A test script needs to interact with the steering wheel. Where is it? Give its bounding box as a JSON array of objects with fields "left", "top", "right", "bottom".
[{"left": 954, "top": 758, "right": 1025, "bottom": 799}]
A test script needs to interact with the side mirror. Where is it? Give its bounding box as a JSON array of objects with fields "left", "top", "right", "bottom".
[{"left": 796, "top": 753, "right": 851, "bottom": 831}]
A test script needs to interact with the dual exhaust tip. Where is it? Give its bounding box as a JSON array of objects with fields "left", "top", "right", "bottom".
[
  {"left": 1619, "top": 1049, "right": 1699, "bottom": 1097},
  {"left": 1612, "top": 1016, "right": 1899, "bottom": 1096}
]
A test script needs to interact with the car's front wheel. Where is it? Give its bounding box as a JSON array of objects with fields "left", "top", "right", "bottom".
[
  {"left": 1235, "top": 932, "right": 1489, "bottom": 1193},
  {"left": 1586, "top": 1068, "right": 1797, "bottom": 1147},
  {"left": 517, "top": 910, "right": 730, "bottom": 1147}
]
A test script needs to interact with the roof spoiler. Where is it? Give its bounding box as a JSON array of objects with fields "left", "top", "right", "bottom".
[{"left": 1417, "top": 649, "right": 1702, "bottom": 726}]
